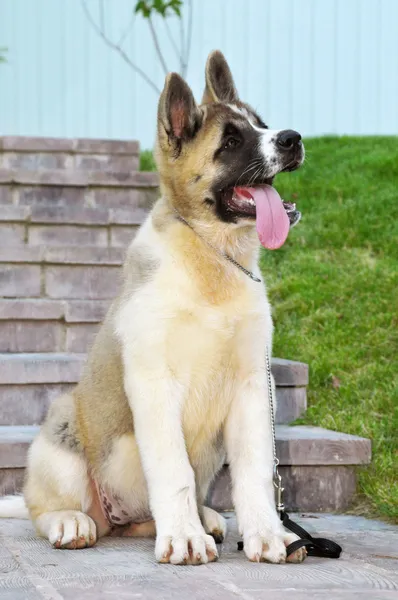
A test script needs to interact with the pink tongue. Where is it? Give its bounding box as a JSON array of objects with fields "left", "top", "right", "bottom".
[{"left": 235, "top": 185, "right": 290, "bottom": 250}]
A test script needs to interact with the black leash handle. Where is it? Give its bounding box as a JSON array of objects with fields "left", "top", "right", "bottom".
[
  {"left": 281, "top": 511, "right": 342, "bottom": 558},
  {"left": 237, "top": 511, "right": 342, "bottom": 559}
]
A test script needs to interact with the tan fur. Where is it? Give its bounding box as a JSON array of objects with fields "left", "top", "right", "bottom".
[{"left": 6, "top": 51, "right": 306, "bottom": 565}]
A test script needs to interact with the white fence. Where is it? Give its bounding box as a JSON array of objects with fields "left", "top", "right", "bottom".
[{"left": 0, "top": 0, "right": 397, "bottom": 148}]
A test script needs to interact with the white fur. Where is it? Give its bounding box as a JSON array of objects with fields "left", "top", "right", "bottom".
[
  {"left": 0, "top": 51, "right": 307, "bottom": 565},
  {"left": 28, "top": 434, "right": 92, "bottom": 512},
  {"left": 0, "top": 495, "right": 29, "bottom": 519},
  {"left": 201, "top": 506, "right": 227, "bottom": 538},
  {"left": 258, "top": 129, "right": 283, "bottom": 175},
  {"left": 36, "top": 511, "right": 96, "bottom": 547},
  {"left": 0, "top": 208, "right": 304, "bottom": 563},
  {"left": 112, "top": 215, "right": 292, "bottom": 563},
  {"left": 227, "top": 103, "right": 284, "bottom": 176},
  {"left": 100, "top": 434, "right": 151, "bottom": 522},
  {"left": 246, "top": 116, "right": 305, "bottom": 174}
]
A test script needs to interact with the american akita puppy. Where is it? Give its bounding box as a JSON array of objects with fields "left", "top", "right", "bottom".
[{"left": 0, "top": 51, "right": 305, "bottom": 565}]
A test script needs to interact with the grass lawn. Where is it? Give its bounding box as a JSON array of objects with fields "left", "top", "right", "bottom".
[{"left": 141, "top": 137, "right": 398, "bottom": 522}]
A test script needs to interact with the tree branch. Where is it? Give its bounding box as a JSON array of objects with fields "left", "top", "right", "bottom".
[
  {"left": 148, "top": 15, "right": 168, "bottom": 76},
  {"left": 99, "top": 0, "right": 105, "bottom": 36},
  {"left": 179, "top": 10, "right": 185, "bottom": 76},
  {"left": 117, "top": 10, "right": 136, "bottom": 48},
  {"left": 81, "top": 0, "right": 161, "bottom": 95},
  {"left": 164, "top": 18, "right": 181, "bottom": 67},
  {"left": 184, "top": 0, "right": 193, "bottom": 78}
]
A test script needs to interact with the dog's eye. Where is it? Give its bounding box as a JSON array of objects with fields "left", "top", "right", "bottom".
[{"left": 224, "top": 137, "right": 240, "bottom": 150}]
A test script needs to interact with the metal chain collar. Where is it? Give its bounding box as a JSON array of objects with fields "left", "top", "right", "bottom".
[{"left": 175, "top": 212, "right": 262, "bottom": 283}]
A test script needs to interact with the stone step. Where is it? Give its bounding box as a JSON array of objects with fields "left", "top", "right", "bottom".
[
  {"left": 0, "top": 320, "right": 100, "bottom": 353},
  {"left": 0, "top": 425, "right": 371, "bottom": 511},
  {"left": 0, "top": 245, "right": 129, "bottom": 273},
  {"left": 0, "top": 168, "right": 159, "bottom": 213},
  {"left": 0, "top": 205, "right": 148, "bottom": 248},
  {"left": 0, "top": 247, "right": 124, "bottom": 300},
  {"left": 0, "top": 245, "right": 127, "bottom": 265},
  {"left": 0, "top": 354, "right": 307, "bottom": 426},
  {"left": 0, "top": 353, "right": 85, "bottom": 385},
  {"left": 208, "top": 426, "right": 372, "bottom": 512},
  {"left": 0, "top": 299, "right": 110, "bottom": 321},
  {"left": 0, "top": 168, "right": 159, "bottom": 191},
  {"left": 0, "top": 136, "right": 140, "bottom": 154},
  {"left": 0, "top": 136, "right": 141, "bottom": 173},
  {"left": 0, "top": 299, "right": 108, "bottom": 354}
]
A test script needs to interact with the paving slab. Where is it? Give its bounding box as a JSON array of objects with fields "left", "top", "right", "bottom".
[{"left": 0, "top": 513, "right": 397, "bottom": 599}]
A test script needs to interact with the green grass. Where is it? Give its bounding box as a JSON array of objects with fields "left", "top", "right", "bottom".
[
  {"left": 140, "top": 149, "right": 157, "bottom": 172},
  {"left": 141, "top": 136, "right": 398, "bottom": 521},
  {"left": 260, "top": 136, "right": 398, "bottom": 522}
]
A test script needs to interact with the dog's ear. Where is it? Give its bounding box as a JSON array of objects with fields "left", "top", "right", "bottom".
[
  {"left": 158, "top": 73, "right": 201, "bottom": 147},
  {"left": 202, "top": 50, "right": 239, "bottom": 104}
]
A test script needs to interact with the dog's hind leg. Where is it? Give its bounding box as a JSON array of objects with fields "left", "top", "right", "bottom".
[
  {"left": 24, "top": 431, "right": 108, "bottom": 549},
  {"left": 200, "top": 506, "right": 227, "bottom": 544},
  {"left": 35, "top": 510, "right": 97, "bottom": 549},
  {"left": 111, "top": 505, "right": 227, "bottom": 543}
]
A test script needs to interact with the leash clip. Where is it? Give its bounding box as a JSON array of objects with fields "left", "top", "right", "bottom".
[{"left": 273, "top": 459, "right": 285, "bottom": 513}]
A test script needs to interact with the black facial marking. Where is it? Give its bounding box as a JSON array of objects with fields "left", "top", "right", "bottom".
[
  {"left": 213, "top": 123, "right": 243, "bottom": 160},
  {"left": 194, "top": 174, "right": 202, "bottom": 182},
  {"left": 224, "top": 122, "right": 240, "bottom": 137},
  {"left": 204, "top": 197, "right": 215, "bottom": 206},
  {"left": 211, "top": 113, "right": 266, "bottom": 223},
  {"left": 205, "top": 104, "right": 304, "bottom": 224}
]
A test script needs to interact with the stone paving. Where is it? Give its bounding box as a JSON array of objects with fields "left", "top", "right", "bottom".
[{"left": 1, "top": 513, "right": 397, "bottom": 599}]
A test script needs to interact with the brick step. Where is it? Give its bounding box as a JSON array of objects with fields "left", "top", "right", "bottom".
[
  {"left": 208, "top": 425, "right": 372, "bottom": 512},
  {"left": 0, "top": 299, "right": 108, "bottom": 353},
  {"left": 0, "top": 246, "right": 126, "bottom": 265},
  {"left": 0, "top": 354, "right": 308, "bottom": 426},
  {"left": 0, "top": 321, "right": 98, "bottom": 353},
  {"left": 0, "top": 205, "right": 147, "bottom": 248},
  {"left": 0, "top": 246, "right": 124, "bottom": 300},
  {"left": 0, "top": 136, "right": 141, "bottom": 174},
  {"left": 0, "top": 168, "right": 159, "bottom": 214},
  {"left": 0, "top": 425, "right": 371, "bottom": 511}
]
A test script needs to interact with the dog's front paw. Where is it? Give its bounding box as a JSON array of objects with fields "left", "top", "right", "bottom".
[
  {"left": 284, "top": 531, "right": 307, "bottom": 564},
  {"left": 155, "top": 530, "right": 218, "bottom": 565},
  {"left": 244, "top": 531, "right": 286, "bottom": 563},
  {"left": 243, "top": 529, "right": 306, "bottom": 564}
]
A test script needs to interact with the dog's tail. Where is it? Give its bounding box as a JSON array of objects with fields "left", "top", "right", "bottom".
[{"left": 0, "top": 495, "right": 29, "bottom": 519}]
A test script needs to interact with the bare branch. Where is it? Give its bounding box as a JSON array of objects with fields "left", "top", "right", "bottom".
[
  {"left": 81, "top": 0, "right": 161, "bottom": 95},
  {"left": 99, "top": 0, "right": 105, "bottom": 36},
  {"left": 184, "top": 0, "right": 193, "bottom": 78},
  {"left": 164, "top": 18, "right": 181, "bottom": 66},
  {"left": 117, "top": 10, "right": 136, "bottom": 48},
  {"left": 148, "top": 16, "right": 168, "bottom": 76},
  {"left": 179, "top": 11, "right": 185, "bottom": 75}
]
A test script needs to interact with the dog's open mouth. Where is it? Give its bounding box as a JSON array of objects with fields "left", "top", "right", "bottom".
[{"left": 222, "top": 184, "right": 301, "bottom": 250}]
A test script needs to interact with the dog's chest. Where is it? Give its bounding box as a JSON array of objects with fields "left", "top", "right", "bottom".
[{"left": 172, "top": 305, "right": 245, "bottom": 444}]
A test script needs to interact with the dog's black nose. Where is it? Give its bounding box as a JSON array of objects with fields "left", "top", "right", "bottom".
[{"left": 276, "top": 129, "right": 302, "bottom": 149}]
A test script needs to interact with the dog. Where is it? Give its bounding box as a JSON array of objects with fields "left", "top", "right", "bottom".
[{"left": 0, "top": 51, "right": 305, "bottom": 565}]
